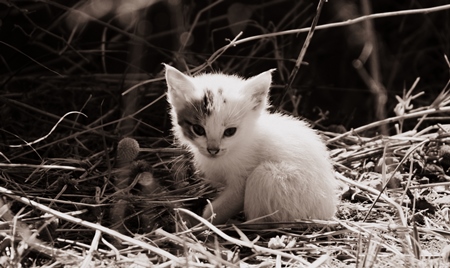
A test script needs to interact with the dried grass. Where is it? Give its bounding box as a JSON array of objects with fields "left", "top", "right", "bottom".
[{"left": 1, "top": 1, "right": 450, "bottom": 267}]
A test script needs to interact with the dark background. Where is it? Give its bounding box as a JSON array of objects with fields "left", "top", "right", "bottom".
[{"left": 1, "top": 0, "right": 449, "bottom": 149}]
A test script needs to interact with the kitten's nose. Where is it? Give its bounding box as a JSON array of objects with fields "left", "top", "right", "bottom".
[{"left": 207, "top": 148, "right": 220, "bottom": 155}]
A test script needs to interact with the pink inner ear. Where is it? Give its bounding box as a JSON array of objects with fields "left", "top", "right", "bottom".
[
  {"left": 166, "top": 67, "right": 189, "bottom": 91},
  {"left": 165, "top": 66, "right": 196, "bottom": 106},
  {"left": 244, "top": 70, "right": 273, "bottom": 109}
]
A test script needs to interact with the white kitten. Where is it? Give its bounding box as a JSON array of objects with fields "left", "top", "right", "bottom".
[{"left": 165, "top": 64, "right": 338, "bottom": 224}]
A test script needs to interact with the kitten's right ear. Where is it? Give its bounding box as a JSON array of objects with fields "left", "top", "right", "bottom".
[
  {"left": 245, "top": 69, "right": 275, "bottom": 111},
  {"left": 164, "top": 64, "right": 196, "bottom": 108}
]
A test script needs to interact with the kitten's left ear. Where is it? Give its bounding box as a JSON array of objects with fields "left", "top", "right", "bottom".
[{"left": 245, "top": 69, "right": 275, "bottom": 110}]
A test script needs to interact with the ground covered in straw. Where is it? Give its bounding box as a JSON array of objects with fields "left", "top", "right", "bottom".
[
  {"left": 2, "top": 1, "right": 450, "bottom": 267},
  {"left": 4, "top": 82, "right": 450, "bottom": 267}
]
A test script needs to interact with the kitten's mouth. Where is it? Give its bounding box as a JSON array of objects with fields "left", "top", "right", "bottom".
[
  {"left": 203, "top": 148, "right": 225, "bottom": 158},
  {"left": 205, "top": 152, "right": 222, "bottom": 158}
]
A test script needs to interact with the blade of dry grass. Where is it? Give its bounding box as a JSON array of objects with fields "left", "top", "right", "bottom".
[
  {"left": 0, "top": 163, "right": 85, "bottom": 171},
  {"left": 327, "top": 106, "right": 450, "bottom": 144},
  {"left": 80, "top": 228, "right": 102, "bottom": 268},
  {"left": 0, "top": 41, "right": 62, "bottom": 76}
]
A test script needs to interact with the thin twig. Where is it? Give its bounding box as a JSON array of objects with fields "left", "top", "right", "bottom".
[
  {"left": 327, "top": 106, "right": 450, "bottom": 144},
  {"left": 122, "top": 31, "right": 243, "bottom": 96},
  {"left": 286, "top": 0, "right": 325, "bottom": 90},
  {"left": 80, "top": 228, "right": 101, "bottom": 268},
  {"left": 179, "top": 0, "right": 224, "bottom": 53},
  {"left": 0, "top": 163, "right": 85, "bottom": 171},
  {"left": 9, "top": 111, "right": 86, "bottom": 148},
  {"left": 0, "top": 41, "right": 62, "bottom": 76},
  {"left": 211, "top": 4, "right": 450, "bottom": 61}
]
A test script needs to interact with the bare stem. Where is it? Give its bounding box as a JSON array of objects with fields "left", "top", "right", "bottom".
[
  {"left": 327, "top": 106, "right": 450, "bottom": 144},
  {"left": 286, "top": 0, "right": 325, "bottom": 90},
  {"left": 212, "top": 4, "right": 450, "bottom": 58}
]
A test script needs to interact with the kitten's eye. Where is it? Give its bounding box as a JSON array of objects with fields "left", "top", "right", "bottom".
[
  {"left": 223, "top": 127, "right": 237, "bottom": 137},
  {"left": 192, "top": 124, "right": 206, "bottom": 136}
]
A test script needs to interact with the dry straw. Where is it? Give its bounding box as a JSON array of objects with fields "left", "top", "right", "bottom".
[{"left": 1, "top": 1, "right": 450, "bottom": 267}]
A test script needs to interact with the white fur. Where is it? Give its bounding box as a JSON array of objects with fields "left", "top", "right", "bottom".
[{"left": 165, "top": 65, "right": 338, "bottom": 224}]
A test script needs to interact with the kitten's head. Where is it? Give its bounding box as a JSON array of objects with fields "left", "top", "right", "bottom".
[{"left": 164, "top": 64, "right": 274, "bottom": 158}]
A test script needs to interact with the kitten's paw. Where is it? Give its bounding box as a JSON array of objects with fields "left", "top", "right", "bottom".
[{"left": 202, "top": 205, "right": 213, "bottom": 222}]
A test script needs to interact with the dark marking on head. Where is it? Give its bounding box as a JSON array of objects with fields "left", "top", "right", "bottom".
[
  {"left": 201, "top": 89, "right": 214, "bottom": 116},
  {"left": 216, "top": 88, "right": 226, "bottom": 104},
  {"left": 175, "top": 104, "right": 205, "bottom": 141},
  {"left": 171, "top": 89, "right": 218, "bottom": 141}
]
